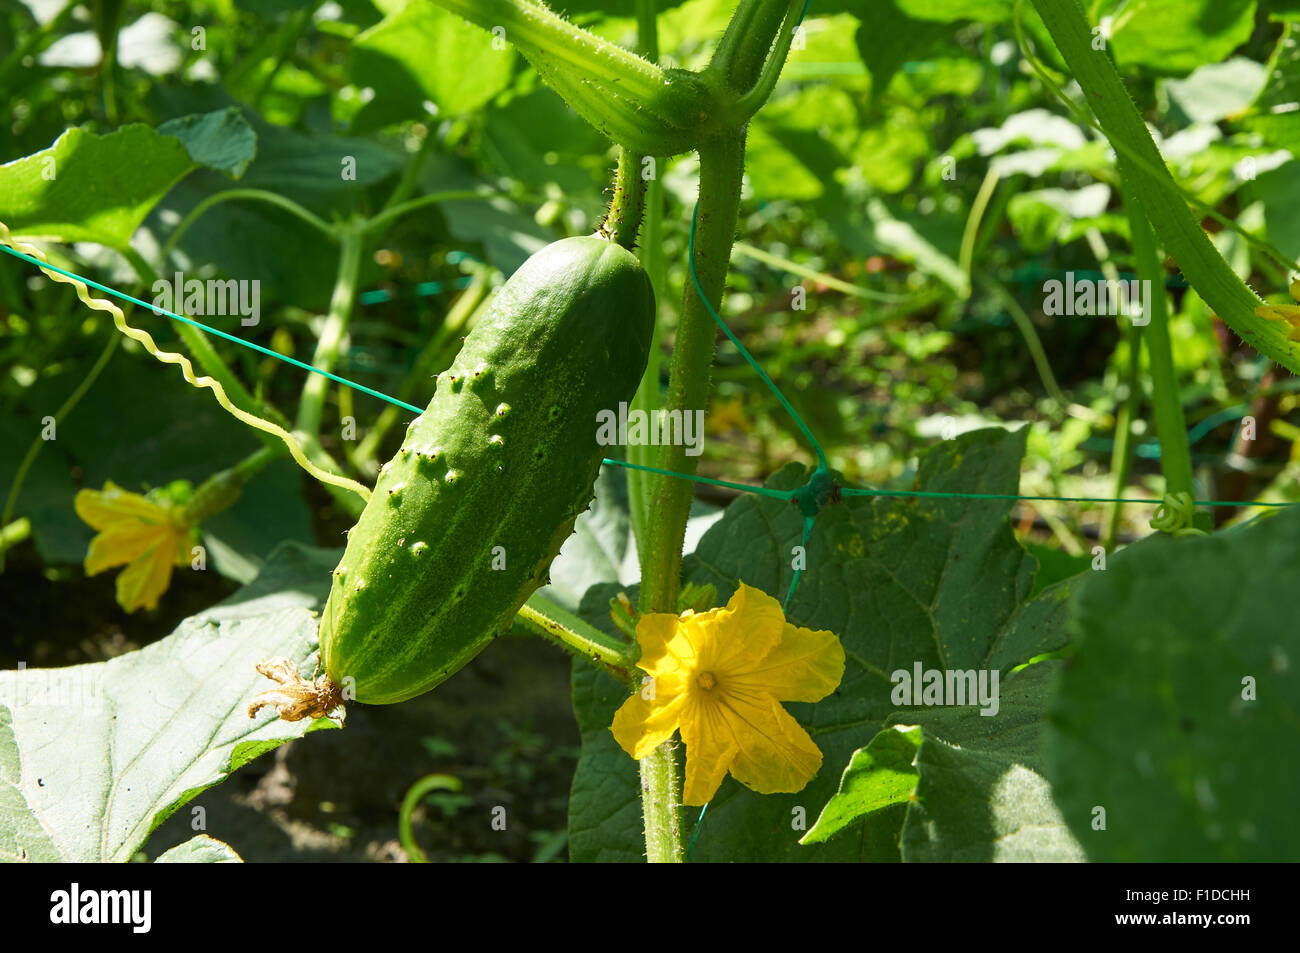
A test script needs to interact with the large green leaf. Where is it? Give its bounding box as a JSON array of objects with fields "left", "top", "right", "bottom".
[
  {"left": 1110, "top": 0, "right": 1257, "bottom": 76},
  {"left": 0, "top": 125, "right": 194, "bottom": 248},
  {"left": 568, "top": 427, "right": 1077, "bottom": 861},
  {"left": 1240, "top": 24, "right": 1300, "bottom": 152},
  {"left": 809, "top": 662, "right": 1084, "bottom": 861},
  {"left": 157, "top": 108, "right": 258, "bottom": 180},
  {"left": 1046, "top": 507, "right": 1300, "bottom": 861},
  {"left": 351, "top": 0, "right": 516, "bottom": 131},
  {"left": 0, "top": 111, "right": 259, "bottom": 248},
  {"left": 0, "top": 543, "right": 339, "bottom": 862}
]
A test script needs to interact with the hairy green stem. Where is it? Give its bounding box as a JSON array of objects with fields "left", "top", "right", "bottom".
[
  {"left": 1026, "top": 0, "right": 1300, "bottom": 373},
  {"left": 599, "top": 149, "right": 647, "bottom": 250},
  {"left": 627, "top": 0, "right": 664, "bottom": 563},
  {"left": 433, "top": 0, "right": 669, "bottom": 100},
  {"left": 639, "top": 136, "right": 746, "bottom": 617},
  {"left": 635, "top": 136, "right": 746, "bottom": 865},
  {"left": 161, "top": 189, "right": 335, "bottom": 263},
  {"left": 362, "top": 189, "right": 500, "bottom": 237},
  {"left": 297, "top": 224, "right": 363, "bottom": 437},
  {"left": 516, "top": 595, "right": 635, "bottom": 683},
  {"left": 727, "top": 0, "right": 801, "bottom": 122},
  {"left": 641, "top": 738, "right": 684, "bottom": 863},
  {"left": 1106, "top": 321, "right": 1143, "bottom": 549},
  {"left": 710, "top": 0, "right": 795, "bottom": 95},
  {"left": 1121, "top": 185, "right": 1194, "bottom": 503}
]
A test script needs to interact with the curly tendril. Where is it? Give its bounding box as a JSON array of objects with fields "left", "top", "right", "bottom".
[
  {"left": 1150, "top": 491, "right": 1208, "bottom": 537},
  {"left": 0, "top": 220, "right": 371, "bottom": 504}
]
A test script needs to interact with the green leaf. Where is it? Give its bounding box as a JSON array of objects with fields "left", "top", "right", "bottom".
[
  {"left": 157, "top": 108, "right": 259, "bottom": 180},
  {"left": 351, "top": 0, "right": 516, "bottom": 131},
  {"left": 1253, "top": 159, "right": 1300, "bottom": 264},
  {"left": 1111, "top": 0, "right": 1257, "bottom": 76},
  {"left": 0, "top": 125, "right": 195, "bottom": 248},
  {"left": 1164, "top": 58, "right": 1268, "bottom": 124},
  {"left": 802, "top": 724, "right": 922, "bottom": 845},
  {"left": 0, "top": 543, "right": 339, "bottom": 862},
  {"left": 154, "top": 834, "right": 242, "bottom": 862},
  {"left": 568, "top": 427, "right": 1077, "bottom": 861},
  {"left": 855, "top": 2, "right": 948, "bottom": 99},
  {"left": 1046, "top": 508, "right": 1300, "bottom": 861},
  {"left": 1237, "top": 25, "right": 1300, "bottom": 151},
  {"left": 804, "top": 664, "right": 1084, "bottom": 862},
  {"left": 893, "top": 661, "right": 1083, "bottom": 861}
]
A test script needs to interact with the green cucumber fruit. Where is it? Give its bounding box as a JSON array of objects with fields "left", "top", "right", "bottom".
[{"left": 320, "top": 236, "right": 655, "bottom": 704}]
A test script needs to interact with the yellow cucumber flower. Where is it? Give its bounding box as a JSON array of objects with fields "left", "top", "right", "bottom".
[
  {"left": 74, "top": 481, "right": 196, "bottom": 613},
  {"left": 611, "top": 582, "right": 845, "bottom": 806}
]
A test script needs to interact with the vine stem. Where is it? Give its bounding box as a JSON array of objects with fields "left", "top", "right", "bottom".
[
  {"left": 1025, "top": 0, "right": 1300, "bottom": 373},
  {"left": 599, "top": 149, "right": 647, "bottom": 250},
  {"left": 626, "top": 0, "right": 664, "bottom": 563},
  {"left": 297, "top": 223, "right": 363, "bottom": 437},
  {"left": 1120, "top": 183, "right": 1193, "bottom": 502},
  {"left": 639, "top": 136, "right": 747, "bottom": 618},
  {"left": 515, "top": 595, "right": 635, "bottom": 684},
  {"left": 636, "top": 136, "right": 747, "bottom": 864}
]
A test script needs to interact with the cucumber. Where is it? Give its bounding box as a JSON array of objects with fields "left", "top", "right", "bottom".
[{"left": 320, "top": 236, "right": 655, "bottom": 704}]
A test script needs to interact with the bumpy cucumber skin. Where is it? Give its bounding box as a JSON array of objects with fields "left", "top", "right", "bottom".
[{"left": 321, "top": 237, "right": 654, "bottom": 704}]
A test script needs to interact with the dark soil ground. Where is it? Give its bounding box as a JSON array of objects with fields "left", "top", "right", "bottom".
[{"left": 0, "top": 540, "right": 581, "bottom": 863}]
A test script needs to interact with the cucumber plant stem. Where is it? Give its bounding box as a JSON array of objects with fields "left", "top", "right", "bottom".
[
  {"left": 1106, "top": 321, "right": 1143, "bottom": 549},
  {"left": 1121, "top": 183, "right": 1194, "bottom": 503},
  {"left": 628, "top": 0, "right": 664, "bottom": 566},
  {"left": 297, "top": 224, "right": 363, "bottom": 437},
  {"left": 600, "top": 148, "right": 647, "bottom": 250},
  {"left": 639, "top": 135, "right": 746, "bottom": 618},
  {"left": 636, "top": 134, "right": 746, "bottom": 865}
]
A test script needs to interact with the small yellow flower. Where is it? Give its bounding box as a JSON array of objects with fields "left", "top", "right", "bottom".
[
  {"left": 1255, "top": 277, "right": 1300, "bottom": 341},
  {"left": 74, "top": 481, "right": 195, "bottom": 613},
  {"left": 611, "top": 582, "right": 845, "bottom": 806}
]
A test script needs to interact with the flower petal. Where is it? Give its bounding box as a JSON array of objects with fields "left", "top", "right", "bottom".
[
  {"left": 113, "top": 539, "right": 176, "bottom": 612},
  {"left": 679, "top": 695, "right": 740, "bottom": 806},
  {"left": 610, "top": 674, "right": 690, "bottom": 760},
  {"left": 706, "top": 582, "right": 785, "bottom": 674},
  {"left": 84, "top": 522, "right": 168, "bottom": 575},
  {"left": 634, "top": 612, "right": 693, "bottom": 678},
  {"left": 730, "top": 621, "right": 845, "bottom": 703},
  {"left": 717, "top": 686, "right": 824, "bottom": 796},
  {"left": 74, "top": 482, "right": 166, "bottom": 530}
]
